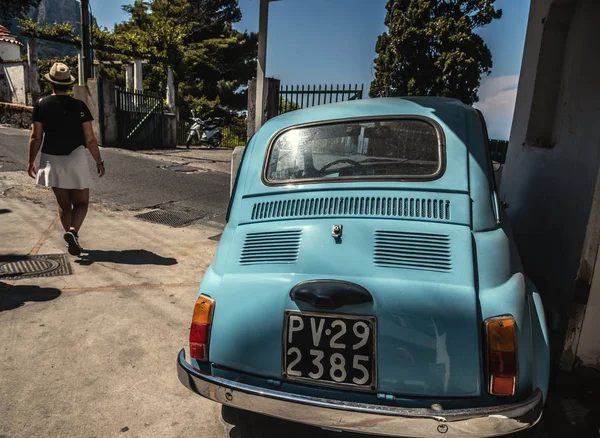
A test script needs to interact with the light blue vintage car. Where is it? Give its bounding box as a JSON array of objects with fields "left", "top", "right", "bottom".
[{"left": 177, "top": 97, "right": 549, "bottom": 437}]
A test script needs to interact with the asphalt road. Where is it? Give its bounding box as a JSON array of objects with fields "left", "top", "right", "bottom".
[{"left": 0, "top": 127, "right": 230, "bottom": 225}]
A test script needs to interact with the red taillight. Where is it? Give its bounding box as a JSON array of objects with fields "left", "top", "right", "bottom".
[
  {"left": 486, "top": 316, "right": 517, "bottom": 396},
  {"left": 189, "top": 295, "right": 214, "bottom": 361}
]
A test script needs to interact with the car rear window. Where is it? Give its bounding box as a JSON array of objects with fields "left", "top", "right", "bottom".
[{"left": 265, "top": 118, "right": 443, "bottom": 184}]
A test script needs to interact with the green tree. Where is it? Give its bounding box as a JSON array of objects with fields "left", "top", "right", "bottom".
[
  {"left": 111, "top": 0, "right": 257, "bottom": 117},
  {"left": 278, "top": 99, "right": 301, "bottom": 114},
  {"left": 0, "top": 0, "right": 40, "bottom": 21},
  {"left": 370, "top": 0, "right": 502, "bottom": 104}
]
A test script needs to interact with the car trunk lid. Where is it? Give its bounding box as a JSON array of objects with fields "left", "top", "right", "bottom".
[{"left": 208, "top": 217, "right": 481, "bottom": 397}]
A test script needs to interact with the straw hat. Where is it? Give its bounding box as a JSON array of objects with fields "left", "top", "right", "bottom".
[{"left": 44, "top": 62, "right": 75, "bottom": 85}]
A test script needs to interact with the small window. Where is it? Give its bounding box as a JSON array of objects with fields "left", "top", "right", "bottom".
[{"left": 265, "top": 118, "right": 443, "bottom": 184}]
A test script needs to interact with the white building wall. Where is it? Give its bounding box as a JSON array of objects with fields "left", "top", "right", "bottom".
[
  {"left": 501, "top": 0, "right": 600, "bottom": 324},
  {"left": 0, "top": 62, "right": 27, "bottom": 105},
  {"left": 577, "top": 247, "right": 600, "bottom": 367},
  {"left": 0, "top": 42, "right": 21, "bottom": 61}
]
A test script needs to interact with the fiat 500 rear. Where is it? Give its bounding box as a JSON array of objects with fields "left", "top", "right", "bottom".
[{"left": 177, "top": 97, "right": 549, "bottom": 437}]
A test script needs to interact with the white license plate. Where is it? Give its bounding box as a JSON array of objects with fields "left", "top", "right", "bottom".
[{"left": 282, "top": 310, "right": 377, "bottom": 391}]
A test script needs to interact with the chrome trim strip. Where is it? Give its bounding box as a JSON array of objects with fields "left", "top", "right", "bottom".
[{"left": 177, "top": 350, "right": 543, "bottom": 438}]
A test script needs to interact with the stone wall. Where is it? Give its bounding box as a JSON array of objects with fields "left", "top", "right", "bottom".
[{"left": 0, "top": 102, "right": 32, "bottom": 129}]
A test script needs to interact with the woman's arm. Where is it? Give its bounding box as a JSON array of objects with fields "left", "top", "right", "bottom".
[
  {"left": 83, "top": 121, "right": 105, "bottom": 177},
  {"left": 27, "top": 122, "right": 44, "bottom": 178}
]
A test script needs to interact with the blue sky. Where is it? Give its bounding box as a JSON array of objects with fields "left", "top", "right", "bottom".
[{"left": 90, "top": 0, "right": 530, "bottom": 139}]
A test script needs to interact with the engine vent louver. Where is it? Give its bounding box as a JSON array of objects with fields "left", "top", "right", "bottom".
[
  {"left": 239, "top": 230, "right": 302, "bottom": 265},
  {"left": 251, "top": 197, "right": 450, "bottom": 221},
  {"left": 374, "top": 231, "right": 452, "bottom": 272}
]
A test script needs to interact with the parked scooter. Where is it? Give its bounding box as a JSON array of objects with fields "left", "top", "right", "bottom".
[{"left": 186, "top": 112, "right": 223, "bottom": 148}]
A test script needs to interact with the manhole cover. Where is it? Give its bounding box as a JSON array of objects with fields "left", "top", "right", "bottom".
[
  {"left": 0, "top": 254, "right": 72, "bottom": 280},
  {"left": 135, "top": 209, "right": 204, "bottom": 228}
]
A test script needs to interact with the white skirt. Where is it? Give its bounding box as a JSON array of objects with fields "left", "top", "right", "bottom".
[{"left": 36, "top": 146, "right": 94, "bottom": 190}]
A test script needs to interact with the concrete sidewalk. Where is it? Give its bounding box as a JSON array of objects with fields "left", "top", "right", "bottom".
[
  {"left": 0, "top": 172, "right": 375, "bottom": 438},
  {"left": 0, "top": 172, "right": 227, "bottom": 437}
]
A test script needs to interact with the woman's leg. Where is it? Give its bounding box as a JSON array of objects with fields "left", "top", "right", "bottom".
[
  {"left": 52, "top": 188, "right": 72, "bottom": 232},
  {"left": 69, "top": 189, "right": 89, "bottom": 232}
]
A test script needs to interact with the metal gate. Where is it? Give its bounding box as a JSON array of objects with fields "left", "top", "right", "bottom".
[
  {"left": 116, "top": 87, "right": 164, "bottom": 150},
  {"left": 278, "top": 84, "right": 364, "bottom": 114}
]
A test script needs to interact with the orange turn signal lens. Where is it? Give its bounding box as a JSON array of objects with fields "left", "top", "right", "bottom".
[
  {"left": 487, "top": 318, "right": 516, "bottom": 352},
  {"left": 486, "top": 316, "right": 517, "bottom": 396},
  {"left": 491, "top": 376, "right": 515, "bottom": 396},
  {"left": 189, "top": 295, "right": 215, "bottom": 362},
  {"left": 192, "top": 295, "right": 215, "bottom": 325}
]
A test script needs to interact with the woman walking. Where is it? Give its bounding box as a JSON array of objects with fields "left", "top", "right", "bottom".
[{"left": 27, "top": 62, "right": 105, "bottom": 256}]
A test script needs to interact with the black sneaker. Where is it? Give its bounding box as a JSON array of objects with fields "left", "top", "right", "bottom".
[{"left": 64, "top": 231, "right": 82, "bottom": 256}]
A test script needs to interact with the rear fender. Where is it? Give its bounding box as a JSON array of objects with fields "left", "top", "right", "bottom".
[
  {"left": 479, "top": 273, "right": 549, "bottom": 400},
  {"left": 528, "top": 280, "right": 550, "bottom": 401}
]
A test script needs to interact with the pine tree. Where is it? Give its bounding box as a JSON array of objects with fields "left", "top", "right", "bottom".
[{"left": 370, "top": 0, "right": 502, "bottom": 104}]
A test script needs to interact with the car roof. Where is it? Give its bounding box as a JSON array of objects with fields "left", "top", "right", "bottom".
[
  {"left": 263, "top": 97, "right": 476, "bottom": 130},
  {"left": 236, "top": 96, "right": 496, "bottom": 231}
]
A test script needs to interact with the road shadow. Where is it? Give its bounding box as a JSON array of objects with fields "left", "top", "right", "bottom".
[
  {"left": 75, "top": 249, "right": 178, "bottom": 266},
  {"left": 222, "top": 407, "right": 368, "bottom": 438},
  {"left": 0, "top": 209, "right": 12, "bottom": 215},
  {"left": 0, "top": 281, "right": 62, "bottom": 312}
]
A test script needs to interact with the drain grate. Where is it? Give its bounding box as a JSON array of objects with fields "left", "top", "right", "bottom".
[
  {"left": 135, "top": 209, "right": 205, "bottom": 228},
  {"left": 0, "top": 254, "right": 72, "bottom": 280}
]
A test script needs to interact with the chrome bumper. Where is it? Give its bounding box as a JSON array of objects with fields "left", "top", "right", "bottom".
[{"left": 177, "top": 349, "right": 543, "bottom": 437}]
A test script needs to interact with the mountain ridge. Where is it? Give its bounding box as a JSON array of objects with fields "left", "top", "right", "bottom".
[{"left": 8, "top": 0, "right": 81, "bottom": 58}]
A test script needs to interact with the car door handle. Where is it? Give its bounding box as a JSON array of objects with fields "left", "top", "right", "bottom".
[{"left": 290, "top": 280, "right": 373, "bottom": 310}]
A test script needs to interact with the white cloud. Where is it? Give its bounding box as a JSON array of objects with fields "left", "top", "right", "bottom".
[{"left": 474, "top": 75, "right": 520, "bottom": 141}]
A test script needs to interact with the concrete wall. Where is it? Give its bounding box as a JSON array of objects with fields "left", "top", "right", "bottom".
[
  {"left": 247, "top": 77, "right": 280, "bottom": 140},
  {"left": 501, "top": 0, "right": 600, "bottom": 356},
  {"left": 100, "top": 80, "right": 118, "bottom": 147},
  {"left": 0, "top": 42, "right": 20, "bottom": 62},
  {"left": 73, "top": 80, "right": 101, "bottom": 142},
  {"left": 163, "top": 113, "right": 177, "bottom": 149},
  {"left": 231, "top": 146, "right": 245, "bottom": 195},
  {"left": 576, "top": 248, "right": 600, "bottom": 367},
  {"left": 73, "top": 79, "right": 119, "bottom": 147},
  {"left": 0, "top": 62, "right": 27, "bottom": 105}
]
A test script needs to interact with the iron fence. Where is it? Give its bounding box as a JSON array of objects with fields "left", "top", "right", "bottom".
[
  {"left": 278, "top": 84, "right": 364, "bottom": 114},
  {"left": 116, "top": 87, "right": 164, "bottom": 150},
  {"left": 177, "top": 121, "right": 189, "bottom": 146}
]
